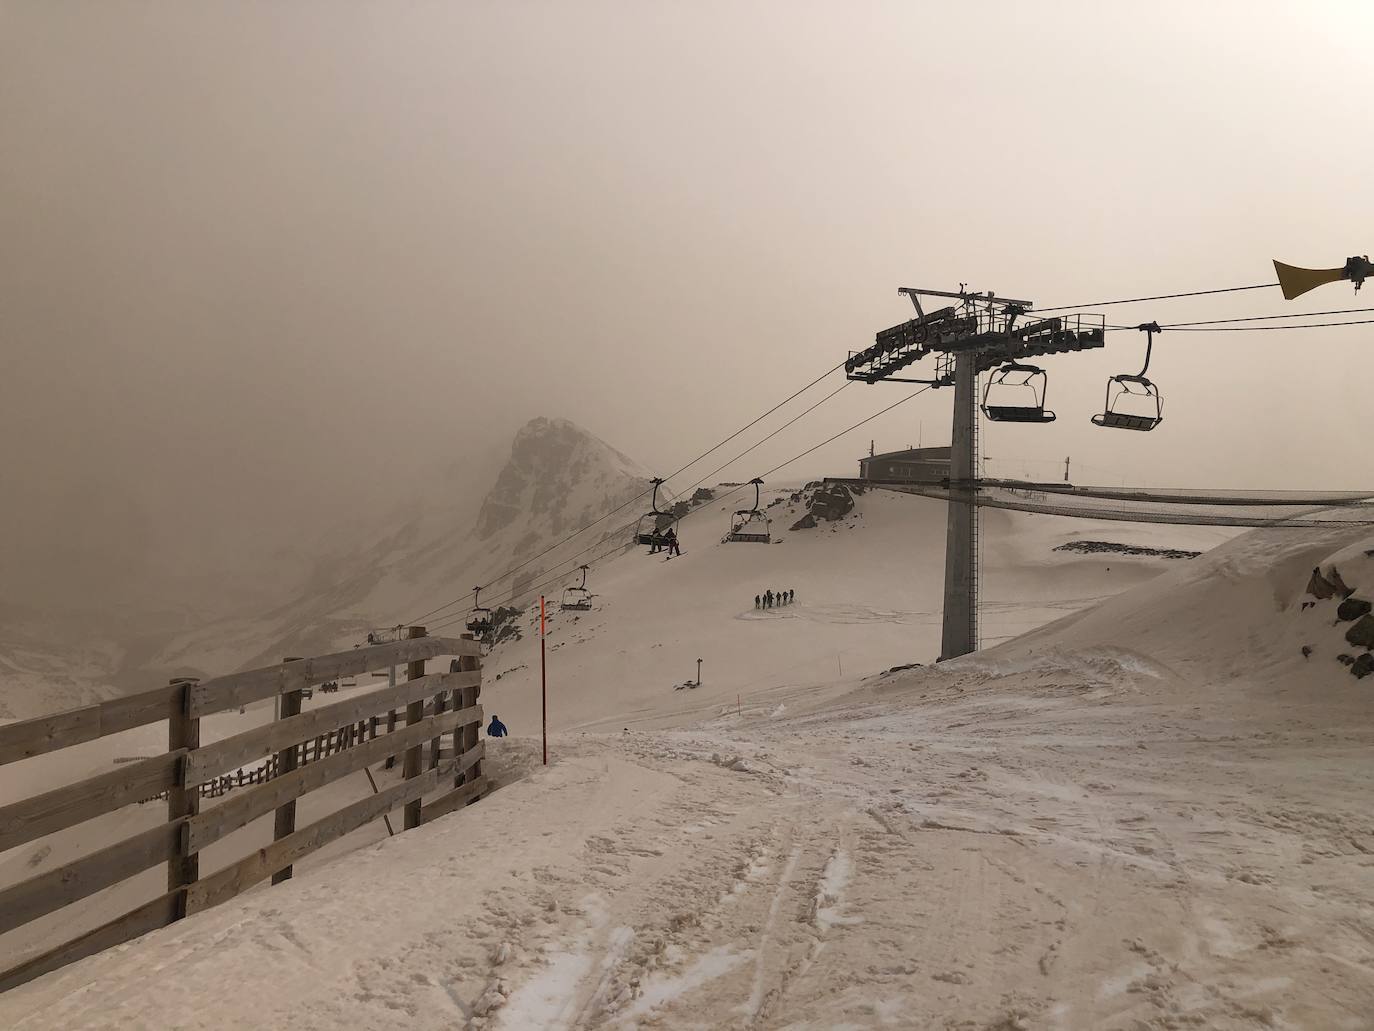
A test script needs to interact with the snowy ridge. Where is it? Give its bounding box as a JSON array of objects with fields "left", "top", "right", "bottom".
[{"left": 145, "top": 418, "right": 656, "bottom": 677}]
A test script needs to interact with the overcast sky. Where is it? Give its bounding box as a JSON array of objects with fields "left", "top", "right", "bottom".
[{"left": 3, "top": 1, "right": 1371, "bottom": 608}]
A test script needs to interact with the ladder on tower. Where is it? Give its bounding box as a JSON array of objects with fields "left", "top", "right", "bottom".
[{"left": 970, "top": 370, "right": 983, "bottom": 650}]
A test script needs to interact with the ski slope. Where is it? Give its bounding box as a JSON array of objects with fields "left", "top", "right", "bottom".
[
  {"left": 473, "top": 484, "right": 1235, "bottom": 737},
  {"left": 18, "top": 491, "right": 1368, "bottom": 1028}
]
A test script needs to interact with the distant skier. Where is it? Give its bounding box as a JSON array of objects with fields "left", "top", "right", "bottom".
[
  {"left": 649, "top": 530, "right": 663, "bottom": 554},
  {"left": 764, "top": 589, "right": 774, "bottom": 608},
  {"left": 487, "top": 715, "right": 508, "bottom": 738},
  {"left": 755, "top": 594, "right": 761, "bottom": 609},
  {"left": 664, "top": 527, "right": 681, "bottom": 557},
  {"left": 787, "top": 589, "right": 794, "bottom": 604}
]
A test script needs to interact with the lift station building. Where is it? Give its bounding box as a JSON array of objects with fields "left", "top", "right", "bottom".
[{"left": 858, "top": 446, "right": 952, "bottom": 484}]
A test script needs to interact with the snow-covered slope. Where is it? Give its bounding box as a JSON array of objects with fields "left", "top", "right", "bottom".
[
  {"left": 7, "top": 525, "right": 1371, "bottom": 1030},
  {"left": 474, "top": 484, "right": 1233, "bottom": 736}
]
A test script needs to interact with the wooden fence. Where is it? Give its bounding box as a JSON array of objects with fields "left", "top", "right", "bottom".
[{"left": 0, "top": 628, "right": 484, "bottom": 993}]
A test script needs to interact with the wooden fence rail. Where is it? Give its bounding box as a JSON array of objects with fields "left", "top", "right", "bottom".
[{"left": 0, "top": 630, "right": 485, "bottom": 994}]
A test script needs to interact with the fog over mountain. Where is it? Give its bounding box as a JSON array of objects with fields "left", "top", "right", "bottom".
[{"left": 2, "top": 2, "right": 1371, "bottom": 663}]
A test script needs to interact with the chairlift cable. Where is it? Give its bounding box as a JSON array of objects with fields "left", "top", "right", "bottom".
[
  {"left": 1032, "top": 282, "right": 1277, "bottom": 313},
  {"left": 428, "top": 384, "right": 938, "bottom": 631},
  {"left": 1159, "top": 317, "right": 1374, "bottom": 332},
  {"left": 406, "top": 356, "right": 849, "bottom": 625},
  {"left": 1154, "top": 306, "right": 1374, "bottom": 328}
]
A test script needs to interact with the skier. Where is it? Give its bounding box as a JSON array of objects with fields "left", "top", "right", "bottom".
[
  {"left": 765, "top": 589, "right": 774, "bottom": 609},
  {"left": 487, "top": 715, "right": 508, "bottom": 738},
  {"left": 649, "top": 530, "right": 662, "bottom": 554},
  {"left": 755, "top": 594, "right": 761, "bottom": 609},
  {"left": 787, "top": 589, "right": 794, "bottom": 604},
  {"left": 664, "top": 527, "right": 681, "bottom": 557}
]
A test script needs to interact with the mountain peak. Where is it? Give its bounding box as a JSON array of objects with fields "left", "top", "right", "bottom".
[{"left": 475, "top": 418, "right": 650, "bottom": 541}]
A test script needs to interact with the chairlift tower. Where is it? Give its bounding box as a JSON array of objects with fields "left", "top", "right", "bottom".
[{"left": 845, "top": 286, "right": 1106, "bottom": 660}]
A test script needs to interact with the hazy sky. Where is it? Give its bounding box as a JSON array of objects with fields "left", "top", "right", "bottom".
[{"left": 3, "top": 1, "right": 1372, "bottom": 608}]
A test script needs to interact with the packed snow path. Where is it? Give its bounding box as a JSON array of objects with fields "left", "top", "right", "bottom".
[{"left": 5, "top": 662, "right": 1371, "bottom": 1030}]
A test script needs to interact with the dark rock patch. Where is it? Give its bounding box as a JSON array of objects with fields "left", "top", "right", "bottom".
[
  {"left": 1055, "top": 541, "right": 1201, "bottom": 560},
  {"left": 1306, "top": 567, "right": 1337, "bottom": 600},
  {"left": 1345, "top": 614, "right": 1374, "bottom": 650},
  {"left": 1337, "top": 597, "right": 1373, "bottom": 623}
]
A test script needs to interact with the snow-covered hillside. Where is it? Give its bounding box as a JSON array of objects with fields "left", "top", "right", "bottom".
[
  {"left": 147, "top": 417, "right": 659, "bottom": 675},
  {"left": 5, "top": 524, "right": 1370, "bottom": 1030},
  {"left": 474, "top": 483, "right": 1233, "bottom": 737}
]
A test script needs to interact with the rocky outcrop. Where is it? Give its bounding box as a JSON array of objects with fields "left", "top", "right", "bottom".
[
  {"left": 1345, "top": 614, "right": 1374, "bottom": 651},
  {"left": 1337, "top": 596, "right": 1373, "bottom": 623},
  {"left": 789, "top": 483, "right": 856, "bottom": 531},
  {"left": 475, "top": 417, "right": 650, "bottom": 541},
  {"left": 1329, "top": 566, "right": 1356, "bottom": 599},
  {"left": 1353, "top": 654, "right": 1374, "bottom": 679},
  {"left": 1055, "top": 541, "right": 1201, "bottom": 560},
  {"left": 1307, "top": 567, "right": 1337, "bottom": 600}
]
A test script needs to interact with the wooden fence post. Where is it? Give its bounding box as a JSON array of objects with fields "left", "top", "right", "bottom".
[
  {"left": 271, "top": 657, "right": 305, "bottom": 885},
  {"left": 402, "top": 626, "right": 427, "bottom": 830},
  {"left": 384, "top": 709, "right": 398, "bottom": 769},
  {"left": 457, "top": 634, "right": 481, "bottom": 794},
  {"left": 167, "top": 677, "right": 201, "bottom": 916}
]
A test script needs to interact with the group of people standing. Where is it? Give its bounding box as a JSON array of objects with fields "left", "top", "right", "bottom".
[
  {"left": 755, "top": 588, "right": 794, "bottom": 609},
  {"left": 648, "top": 527, "right": 681, "bottom": 556}
]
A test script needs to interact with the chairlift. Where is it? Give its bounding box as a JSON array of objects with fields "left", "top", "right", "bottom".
[
  {"left": 725, "top": 477, "right": 771, "bottom": 543},
  {"left": 981, "top": 363, "right": 1056, "bottom": 423},
  {"left": 465, "top": 586, "right": 494, "bottom": 640},
  {"left": 560, "top": 565, "right": 593, "bottom": 612},
  {"left": 1092, "top": 322, "right": 1163, "bottom": 432},
  {"left": 634, "top": 477, "right": 677, "bottom": 546}
]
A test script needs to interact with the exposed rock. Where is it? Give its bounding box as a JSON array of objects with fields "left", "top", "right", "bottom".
[
  {"left": 475, "top": 417, "right": 650, "bottom": 540},
  {"left": 1338, "top": 653, "right": 1356, "bottom": 666},
  {"left": 1345, "top": 614, "right": 1374, "bottom": 650},
  {"left": 1055, "top": 541, "right": 1201, "bottom": 560},
  {"left": 1301, "top": 645, "right": 1312, "bottom": 659},
  {"left": 809, "top": 483, "right": 855, "bottom": 522},
  {"left": 1337, "top": 597, "right": 1373, "bottom": 623},
  {"left": 690, "top": 487, "right": 715, "bottom": 504},
  {"left": 790, "top": 513, "right": 818, "bottom": 531},
  {"left": 490, "top": 606, "right": 524, "bottom": 646},
  {"left": 1353, "top": 654, "right": 1374, "bottom": 680},
  {"left": 1329, "top": 566, "right": 1356, "bottom": 599},
  {"left": 1307, "top": 567, "right": 1337, "bottom": 600}
]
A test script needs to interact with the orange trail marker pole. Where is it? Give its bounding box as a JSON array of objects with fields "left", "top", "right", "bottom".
[{"left": 540, "top": 595, "right": 548, "bottom": 766}]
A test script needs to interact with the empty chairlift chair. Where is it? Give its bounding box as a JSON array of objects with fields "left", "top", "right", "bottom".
[
  {"left": 560, "top": 564, "right": 593, "bottom": 611},
  {"left": 634, "top": 477, "right": 678, "bottom": 547},
  {"left": 981, "top": 363, "right": 1056, "bottom": 423},
  {"left": 1092, "top": 322, "right": 1164, "bottom": 432},
  {"left": 725, "top": 478, "right": 771, "bottom": 543}
]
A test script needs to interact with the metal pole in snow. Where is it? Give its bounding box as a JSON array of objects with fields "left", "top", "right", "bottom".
[{"left": 540, "top": 595, "right": 548, "bottom": 766}]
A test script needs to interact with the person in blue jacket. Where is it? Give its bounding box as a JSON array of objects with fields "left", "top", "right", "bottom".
[{"left": 487, "top": 715, "right": 508, "bottom": 738}]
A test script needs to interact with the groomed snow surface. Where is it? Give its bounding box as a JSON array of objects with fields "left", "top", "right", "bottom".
[{"left": 4, "top": 517, "right": 1374, "bottom": 1029}]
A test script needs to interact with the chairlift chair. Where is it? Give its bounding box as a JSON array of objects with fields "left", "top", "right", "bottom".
[
  {"left": 981, "top": 363, "right": 1056, "bottom": 423},
  {"left": 634, "top": 477, "right": 678, "bottom": 546},
  {"left": 560, "top": 565, "right": 593, "bottom": 612},
  {"left": 465, "top": 586, "right": 494, "bottom": 640},
  {"left": 1092, "top": 322, "right": 1164, "bottom": 432},
  {"left": 725, "top": 477, "right": 771, "bottom": 543}
]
